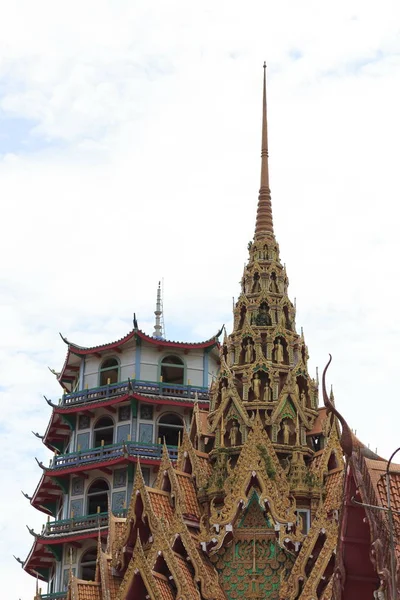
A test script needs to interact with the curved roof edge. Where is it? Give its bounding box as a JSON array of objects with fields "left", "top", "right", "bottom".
[{"left": 59, "top": 324, "right": 224, "bottom": 356}]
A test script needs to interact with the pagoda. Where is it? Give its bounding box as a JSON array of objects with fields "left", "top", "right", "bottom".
[
  {"left": 21, "top": 65, "right": 348, "bottom": 600},
  {"left": 20, "top": 286, "right": 222, "bottom": 598}
]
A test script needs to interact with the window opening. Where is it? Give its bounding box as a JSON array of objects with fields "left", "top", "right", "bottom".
[
  {"left": 160, "top": 355, "right": 184, "bottom": 385},
  {"left": 99, "top": 358, "right": 119, "bottom": 386},
  {"left": 93, "top": 416, "right": 114, "bottom": 447},
  {"left": 80, "top": 547, "right": 97, "bottom": 581},
  {"left": 87, "top": 479, "right": 109, "bottom": 514},
  {"left": 157, "top": 413, "right": 184, "bottom": 446}
]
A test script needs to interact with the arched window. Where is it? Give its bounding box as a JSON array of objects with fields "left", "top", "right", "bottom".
[
  {"left": 160, "top": 355, "right": 184, "bottom": 385},
  {"left": 93, "top": 416, "right": 114, "bottom": 447},
  {"left": 87, "top": 479, "right": 109, "bottom": 515},
  {"left": 157, "top": 413, "right": 184, "bottom": 446},
  {"left": 80, "top": 547, "right": 97, "bottom": 581},
  {"left": 99, "top": 357, "right": 119, "bottom": 386}
]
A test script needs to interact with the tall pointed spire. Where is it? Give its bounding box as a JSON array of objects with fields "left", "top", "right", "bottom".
[
  {"left": 153, "top": 281, "right": 164, "bottom": 339},
  {"left": 254, "top": 62, "right": 274, "bottom": 240}
]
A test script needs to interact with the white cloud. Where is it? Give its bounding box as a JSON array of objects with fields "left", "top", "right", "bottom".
[{"left": 1, "top": 0, "right": 400, "bottom": 596}]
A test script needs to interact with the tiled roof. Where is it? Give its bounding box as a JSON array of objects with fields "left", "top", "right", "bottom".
[
  {"left": 195, "top": 452, "right": 213, "bottom": 480},
  {"left": 307, "top": 408, "right": 328, "bottom": 436},
  {"left": 147, "top": 489, "right": 174, "bottom": 524},
  {"left": 72, "top": 580, "right": 101, "bottom": 600},
  {"left": 175, "top": 472, "right": 201, "bottom": 519},
  {"left": 173, "top": 552, "right": 201, "bottom": 599},
  {"left": 61, "top": 327, "right": 221, "bottom": 356},
  {"left": 102, "top": 553, "right": 120, "bottom": 600},
  {"left": 153, "top": 573, "right": 176, "bottom": 600},
  {"left": 324, "top": 468, "right": 344, "bottom": 512},
  {"left": 197, "top": 409, "right": 210, "bottom": 436},
  {"left": 309, "top": 449, "right": 324, "bottom": 472},
  {"left": 369, "top": 459, "right": 400, "bottom": 557}
]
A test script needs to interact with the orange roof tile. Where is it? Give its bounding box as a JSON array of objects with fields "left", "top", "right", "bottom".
[
  {"left": 100, "top": 552, "right": 121, "bottom": 600},
  {"left": 307, "top": 408, "right": 328, "bottom": 436},
  {"left": 173, "top": 552, "right": 201, "bottom": 599},
  {"left": 175, "top": 472, "right": 201, "bottom": 519},
  {"left": 197, "top": 410, "right": 209, "bottom": 436},
  {"left": 324, "top": 468, "right": 344, "bottom": 512},
  {"left": 73, "top": 580, "right": 101, "bottom": 600},
  {"left": 147, "top": 489, "right": 174, "bottom": 524},
  {"left": 153, "top": 573, "right": 176, "bottom": 600}
]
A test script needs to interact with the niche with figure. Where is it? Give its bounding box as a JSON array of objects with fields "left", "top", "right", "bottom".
[
  {"left": 248, "top": 370, "right": 272, "bottom": 402},
  {"left": 277, "top": 418, "right": 295, "bottom": 446},
  {"left": 296, "top": 376, "right": 309, "bottom": 408},
  {"left": 242, "top": 337, "right": 254, "bottom": 364},
  {"left": 263, "top": 244, "right": 269, "bottom": 260},
  {"left": 218, "top": 378, "right": 230, "bottom": 409},
  {"left": 238, "top": 305, "right": 247, "bottom": 330},
  {"left": 252, "top": 273, "right": 261, "bottom": 293},
  {"left": 225, "top": 418, "right": 242, "bottom": 447},
  {"left": 269, "top": 272, "right": 279, "bottom": 293},
  {"left": 273, "top": 337, "right": 288, "bottom": 365},
  {"left": 279, "top": 305, "right": 291, "bottom": 331},
  {"left": 254, "top": 302, "right": 272, "bottom": 326}
]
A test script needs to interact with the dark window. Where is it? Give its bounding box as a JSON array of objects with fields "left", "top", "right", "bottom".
[
  {"left": 93, "top": 416, "right": 114, "bottom": 447},
  {"left": 80, "top": 547, "right": 97, "bottom": 581},
  {"left": 161, "top": 355, "right": 184, "bottom": 385},
  {"left": 157, "top": 413, "right": 184, "bottom": 446},
  {"left": 87, "top": 479, "right": 109, "bottom": 514},
  {"left": 99, "top": 358, "right": 119, "bottom": 386}
]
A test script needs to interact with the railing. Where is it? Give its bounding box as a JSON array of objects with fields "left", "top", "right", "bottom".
[
  {"left": 40, "top": 593, "right": 67, "bottom": 600},
  {"left": 60, "top": 379, "right": 209, "bottom": 407},
  {"left": 50, "top": 440, "right": 178, "bottom": 470},
  {"left": 42, "top": 509, "right": 127, "bottom": 537}
]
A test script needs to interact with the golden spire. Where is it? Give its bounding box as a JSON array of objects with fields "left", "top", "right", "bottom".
[{"left": 254, "top": 62, "right": 274, "bottom": 241}]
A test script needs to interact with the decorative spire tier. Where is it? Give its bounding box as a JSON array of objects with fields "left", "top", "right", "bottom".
[
  {"left": 208, "top": 64, "right": 320, "bottom": 468},
  {"left": 255, "top": 62, "right": 274, "bottom": 241}
]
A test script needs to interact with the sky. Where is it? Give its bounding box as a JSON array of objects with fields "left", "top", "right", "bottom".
[{"left": 1, "top": 0, "right": 400, "bottom": 597}]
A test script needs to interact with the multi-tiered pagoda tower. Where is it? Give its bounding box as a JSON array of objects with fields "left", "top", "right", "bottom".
[{"left": 22, "top": 66, "right": 347, "bottom": 600}]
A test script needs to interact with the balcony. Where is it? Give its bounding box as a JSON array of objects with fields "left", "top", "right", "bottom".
[
  {"left": 60, "top": 379, "right": 209, "bottom": 407},
  {"left": 39, "top": 593, "right": 67, "bottom": 600},
  {"left": 50, "top": 440, "right": 178, "bottom": 471},
  {"left": 41, "top": 510, "right": 126, "bottom": 537}
]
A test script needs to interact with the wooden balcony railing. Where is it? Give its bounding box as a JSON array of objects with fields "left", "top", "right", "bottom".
[
  {"left": 41, "top": 509, "right": 127, "bottom": 537},
  {"left": 49, "top": 440, "right": 178, "bottom": 470},
  {"left": 60, "top": 379, "right": 209, "bottom": 407}
]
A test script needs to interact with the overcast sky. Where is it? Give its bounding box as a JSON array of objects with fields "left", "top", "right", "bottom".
[{"left": 1, "top": 1, "right": 400, "bottom": 597}]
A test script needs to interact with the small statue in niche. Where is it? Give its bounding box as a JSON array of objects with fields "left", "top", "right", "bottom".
[
  {"left": 263, "top": 381, "right": 273, "bottom": 402},
  {"left": 282, "top": 420, "right": 290, "bottom": 445},
  {"left": 244, "top": 341, "right": 253, "bottom": 363},
  {"left": 252, "top": 273, "right": 261, "bottom": 293},
  {"left": 300, "top": 390, "right": 306, "bottom": 407},
  {"left": 251, "top": 373, "right": 261, "bottom": 400},
  {"left": 263, "top": 245, "right": 268, "bottom": 259},
  {"left": 269, "top": 273, "right": 279, "bottom": 293},
  {"left": 229, "top": 421, "right": 239, "bottom": 446},
  {"left": 254, "top": 303, "right": 272, "bottom": 326},
  {"left": 280, "top": 310, "right": 287, "bottom": 329},
  {"left": 274, "top": 339, "right": 284, "bottom": 364}
]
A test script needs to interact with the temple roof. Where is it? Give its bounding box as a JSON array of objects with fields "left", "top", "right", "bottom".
[
  {"left": 58, "top": 326, "right": 222, "bottom": 389},
  {"left": 60, "top": 326, "right": 222, "bottom": 356}
]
